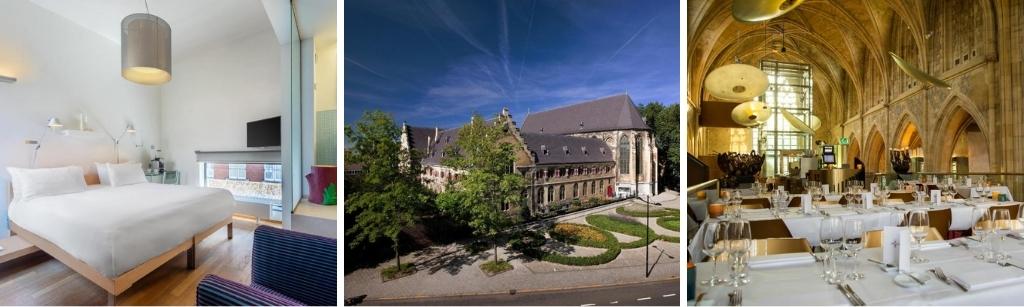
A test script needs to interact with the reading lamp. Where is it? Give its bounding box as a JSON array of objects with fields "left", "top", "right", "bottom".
[
  {"left": 113, "top": 123, "right": 138, "bottom": 163},
  {"left": 0, "top": 75, "right": 15, "bottom": 83},
  {"left": 27, "top": 117, "right": 64, "bottom": 167}
]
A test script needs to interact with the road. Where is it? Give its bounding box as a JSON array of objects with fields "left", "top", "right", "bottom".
[{"left": 357, "top": 278, "right": 680, "bottom": 306}]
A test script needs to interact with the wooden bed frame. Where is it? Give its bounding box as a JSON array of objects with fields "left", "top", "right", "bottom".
[
  {"left": 10, "top": 217, "right": 233, "bottom": 297},
  {"left": 6, "top": 176, "right": 234, "bottom": 301}
]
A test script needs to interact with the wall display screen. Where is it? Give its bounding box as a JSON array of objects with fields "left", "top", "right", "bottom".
[{"left": 822, "top": 145, "right": 836, "bottom": 164}]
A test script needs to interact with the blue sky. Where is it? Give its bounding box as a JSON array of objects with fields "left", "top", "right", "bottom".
[{"left": 344, "top": 0, "right": 679, "bottom": 132}]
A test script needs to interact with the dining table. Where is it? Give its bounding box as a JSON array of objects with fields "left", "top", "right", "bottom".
[
  {"left": 688, "top": 197, "right": 1022, "bottom": 261},
  {"left": 690, "top": 236, "right": 1024, "bottom": 305}
]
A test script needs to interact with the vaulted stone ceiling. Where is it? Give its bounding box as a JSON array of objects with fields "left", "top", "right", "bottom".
[{"left": 688, "top": 0, "right": 931, "bottom": 126}]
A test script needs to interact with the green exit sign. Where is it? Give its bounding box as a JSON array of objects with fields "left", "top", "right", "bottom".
[{"left": 839, "top": 137, "right": 849, "bottom": 145}]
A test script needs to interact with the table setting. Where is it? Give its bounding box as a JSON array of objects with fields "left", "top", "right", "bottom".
[{"left": 689, "top": 207, "right": 1024, "bottom": 306}]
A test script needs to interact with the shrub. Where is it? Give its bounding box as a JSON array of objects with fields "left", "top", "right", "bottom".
[
  {"left": 587, "top": 197, "right": 603, "bottom": 207},
  {"left": 516, "top": 223, "right": 622, "bottom": 266},
  {"left": 550, "top": 223, "right": 614, "bottom": 248},
  {"left": 657, "top": 216, "right": 680, "bottom": 231},
  {"left": 380, "top": 263, "right": 416, "bottom": 281},
  {"left": 480, "top": 260, "right": 513, "bottom": 275},
  {"left": 585, "top": 215, "right": 658, "bottom": 248}
]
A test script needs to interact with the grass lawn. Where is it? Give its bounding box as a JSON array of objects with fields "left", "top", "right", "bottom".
[
  {"left": 657, "top": 216, "right": 680, "bottom": 231},
  {"left": 616, "top": 206, "right": 677, "bottom": 217},
  {"left": 380, "top": 263, "right": 417, "bottom": 281},
  {"left": 480, "top": 260, "right": 514, "bottom": 275},
  {"left": 585, "top": 215, "right": 660, "bottom": 248}
]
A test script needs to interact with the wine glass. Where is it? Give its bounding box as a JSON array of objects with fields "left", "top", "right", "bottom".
[
  {"left": 819, "top": 216, "right": 844, "bottom": 284},
  {"left": 844, "top": 219, "right": 865, "bottom": 280},
  {"left": 972, "top": 208, "right": 993, "bottom": 260},
  {"left": 700, "top": 221, "right": 729, "bottom": 286},
  {"left": 726, "top": 219, "right": 752, "bottom": 287},
  {"left": 908, "top": 210, "right": 930, "bottom": 263},
  {"left": 993, "top": 209, "right": 1012, "bottom": 260}
]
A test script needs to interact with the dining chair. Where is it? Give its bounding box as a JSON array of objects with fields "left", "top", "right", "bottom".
[
  {"left": 713, "top": 238, "right": 812, "bottom": 261},
  {"left": 889, "top": 192, "right": 916, "bottom": 202},
  {"left": 989, "top": 204, "right": 1021, "bottom": 220},
  {"left": 741, "top": 198, "right": 770, "bottom": 208},
  {"left": 863, "top": 227, "right": 943, "bottom": 248},
  {"left": 749, "top": 219, "right": 793, "bottom": 239},
  {"left": 788, "top": 197, "right": 802, "bottom": 207},
  {"left": 688, "top": 204, "right": 701, "bottom": 223},
  {"left": 925, "top": 208, "right": 952, "bottom": 240}
]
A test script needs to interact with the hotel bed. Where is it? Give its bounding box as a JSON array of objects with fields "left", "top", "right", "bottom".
[{"left": 8, "top": 180, "right": 234, "bottom": 296}]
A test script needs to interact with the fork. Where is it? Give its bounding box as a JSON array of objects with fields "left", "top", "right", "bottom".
[
  {"left": 997, "top": 261, "right": 1024, "bottom": 271},
  {"left": 931, "top": 268, "right": 968, "bottom": 292}
]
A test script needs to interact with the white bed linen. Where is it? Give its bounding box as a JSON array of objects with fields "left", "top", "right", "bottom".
[{"left": 9, "top": 183, "right": 234, "bottom": 277}]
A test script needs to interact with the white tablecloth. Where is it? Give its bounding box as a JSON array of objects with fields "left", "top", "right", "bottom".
[
  {"left": 687, "top": 200, "right": 1022, "bottom": 260},
  {"left": 956, "top": 185, "right": 1014, "bottom": 201},
  {"left": 692, "top": 238, "right": 1024, "bottom": 305}
]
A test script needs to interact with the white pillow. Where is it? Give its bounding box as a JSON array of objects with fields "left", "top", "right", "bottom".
[
  {"left": 95, "top": 162, "right": 110, "bottom": 185},
  {"left": 108, "top": 163, "right": 147, "bottom": 187},
  {"left": 7, "top": 166, "right": 87, "bottom": 201}
]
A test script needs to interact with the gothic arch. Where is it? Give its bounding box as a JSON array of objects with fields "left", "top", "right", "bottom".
[
  {"left": 847, "top": 135, "right": 861, "bottom": 167},
  {"left": 893, "top": 113, "right": 924, "bottom": 150},
  {"left": 932, "top": 96, "right": 992, "bottom": 172},
  {"left": 863, "top": 126, "right": 888, "bottom": 174}
]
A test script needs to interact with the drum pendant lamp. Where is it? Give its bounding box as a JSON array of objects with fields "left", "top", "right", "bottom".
[{"left": 121, "top": 1, "right": 171, "bottom": 85}]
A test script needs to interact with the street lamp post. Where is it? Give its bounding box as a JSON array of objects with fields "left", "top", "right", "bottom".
[{"left": 645, "top": 195, "right": 650, "bottom": 278}]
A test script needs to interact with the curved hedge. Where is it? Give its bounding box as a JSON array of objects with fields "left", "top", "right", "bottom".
[
  {"left": 615, "top": 206, "right": 677, "bottom": 217},
  {"left": 656, "top": 216, "right": 680, "bottom": 232},
  {"left": 517, "top": 223, "right": 621, "bottom": 266},
  {"left": 584, "top": 215, "right": 660, "bottom": 248}
]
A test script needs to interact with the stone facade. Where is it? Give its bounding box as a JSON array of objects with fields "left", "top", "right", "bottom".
[{"left": 401, "top": 94, "right": 658, "bottom": 215}]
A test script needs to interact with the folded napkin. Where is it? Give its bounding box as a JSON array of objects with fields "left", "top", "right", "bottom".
[
  {"left": 883, "top": 199, "right": 904, "bottom": 205},
  {"left": 824, "top": 194, "right": 843, "bottom": 202},
  {"left": 747, "top": 252, "right": 815, "bottom": 269},
  {"left": 943, "top": 261, "right": 1024, "bottom": 291},
  {"left": 920, "top": 240, "right": 951, "bottom": 250},
  {"left": 823, "top": 208, "right": 857, "bottom": 216}
]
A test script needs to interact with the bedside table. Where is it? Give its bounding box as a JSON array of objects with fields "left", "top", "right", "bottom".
[
  {"left": 0, "top": 236, "right": 39, "bottom": 264},
  {"left": 145, "top": 170, "right": 180, "bottom": 184}
]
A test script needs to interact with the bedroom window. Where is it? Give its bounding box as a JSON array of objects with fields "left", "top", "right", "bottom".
[
  {"left": 228, "top": 164, "right": 246, "bottom": 180},
  {"left": 264, "top": 165, "right": 282, "bottom": 182}
]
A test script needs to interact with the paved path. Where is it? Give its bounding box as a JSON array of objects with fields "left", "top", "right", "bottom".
[
  {"left": 359, "top": 278, "right": 680, "bottom": 306},
  {"left": 344, "top": 192, "right": 681, "bottom": 300}
]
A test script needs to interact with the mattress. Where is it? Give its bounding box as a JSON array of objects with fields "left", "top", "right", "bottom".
[{"left": 8, "top": 183, "right": 234, "bottom": 277}]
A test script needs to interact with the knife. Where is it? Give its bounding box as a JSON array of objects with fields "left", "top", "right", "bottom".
[
  {"left": 843, "top": 284, "right": 866, "bottom": 306},
  {"left": 836, "top": 284, "right": 862, "bottom": 306},
  {"left": 903, "top": 271, "right": 927, "bottom": 285}
]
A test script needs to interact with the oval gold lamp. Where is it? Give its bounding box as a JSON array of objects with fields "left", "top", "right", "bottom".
[
  {"left": 889, "top": 51, "right": 950, "bottom": 89},
  {"left": 121, "top": 13, "right": 171, "bottom": 85},
  {"left": 733, "top": 0, "right": 806, "bottom": 23}
]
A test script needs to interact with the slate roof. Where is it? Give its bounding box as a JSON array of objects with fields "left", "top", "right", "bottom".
[
  {"left": 520, "top": 94, "right": 651, "bottom": 135},
  {"left": 405, "top": 125, "right": 463, "bottom": 166},
  {"left": 521, "top": 133, "right": 614, "bottom": 165},
  {"left": 406, "top": 126, "right": 436, "bottom": 156}
]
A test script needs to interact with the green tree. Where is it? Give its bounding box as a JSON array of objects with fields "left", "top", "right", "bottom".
[
  {"left": 344, "top": 111, "right": 432, "bottom": 270},
  {"left": 436, "top": 114, "right": 527, "bottom": 264},
  {"left": 639, "top": 102, "right": 681, "bottom": 190}
]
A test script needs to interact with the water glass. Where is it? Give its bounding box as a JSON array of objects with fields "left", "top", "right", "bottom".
[
  {"left": 700, "top": 221, "right": 729, "bottom": 286},
  {"left": 726, "top": 219, "right": 752, "bottom": 287},
  {"left": 844, "top": 219, "right": 865, "bottom": 280},
  {"left": 909, "top": 210, "right": 930, "bottom": 263},
  {"left": 992, "top": 209, "right": 1012, "bottom": 260},
  {"left": 820, "top": 216, "right": 844, "bottom": 284},
  {"left": 972, "top": 208, "right": 993, "bottom": 260}
]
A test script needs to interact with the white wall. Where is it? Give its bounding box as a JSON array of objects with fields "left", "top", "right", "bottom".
[
  {"left": 0, "top": 1, "right": 162, "bottom": 235},
  {"left": 160, "top": 29, "right": 282, "bottom": 186}
]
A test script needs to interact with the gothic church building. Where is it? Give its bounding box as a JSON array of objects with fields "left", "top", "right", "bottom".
[{"left": 401, "top": 94, "right": 658, "bottom": 215}]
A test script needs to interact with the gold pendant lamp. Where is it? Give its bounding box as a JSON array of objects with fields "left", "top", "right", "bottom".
[{"left": 121, "top": 0, "right": 171, "bottom": 85}]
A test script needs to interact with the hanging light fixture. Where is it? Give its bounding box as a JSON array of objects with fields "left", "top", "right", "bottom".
[{"left": 121, "top": 0, "right": 171, "bottom": 85}]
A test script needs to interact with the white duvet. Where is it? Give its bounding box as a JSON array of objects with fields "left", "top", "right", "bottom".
[{"left": 8, "top": 183, "right": 234, "bottom": 277}]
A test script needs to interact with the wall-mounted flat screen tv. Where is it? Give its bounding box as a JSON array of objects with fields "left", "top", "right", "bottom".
[{"left": 247, "top": 116, "right": 281, "bottom": 148}]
